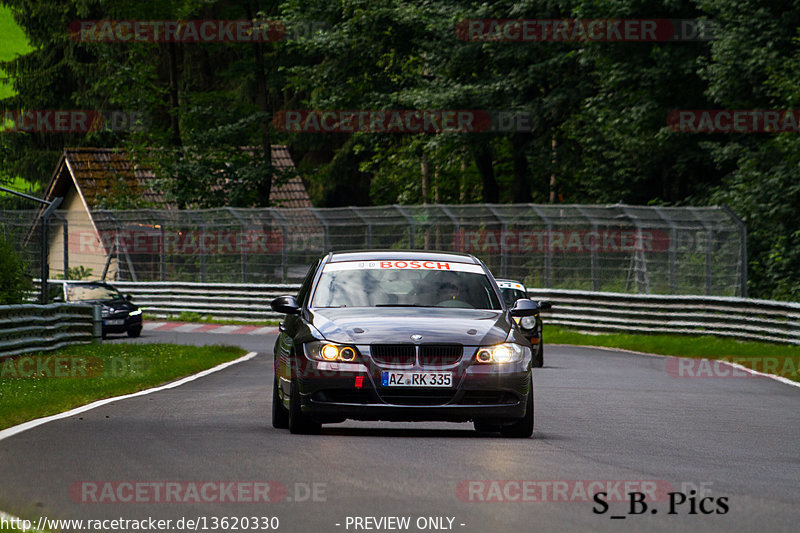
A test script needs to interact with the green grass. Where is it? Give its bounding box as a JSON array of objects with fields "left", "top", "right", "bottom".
[
  {"left": 145, "top": 312, "right": 280, "bottom": 326},
  {"left": 546, "top": 325, "right": 800, "bottom": 381},
  {"left": 0, "top": 342, "right": 247, "bottom": 430},
  {"left": 0, "top": 5, "right": 32, "bottom": 100}
]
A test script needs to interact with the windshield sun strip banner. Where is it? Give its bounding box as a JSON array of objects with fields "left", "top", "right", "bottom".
[
  {"left": 497, "top": 281, "right": 525, "bottom": 290},
  {"left": 323, "top": 260, "right": 485, "bottom": 274}
]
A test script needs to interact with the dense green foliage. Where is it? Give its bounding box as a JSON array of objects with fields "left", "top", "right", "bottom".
[
  {"left": 0, "top": 0, "right": 798, "bottom": 300},
  {"left": 0, "top": 233, "right": 30, "bottom": 304}
]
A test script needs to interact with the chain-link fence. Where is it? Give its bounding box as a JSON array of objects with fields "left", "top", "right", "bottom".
[{"left": 4, "top": 204, "right": 747, "bottom": 296}]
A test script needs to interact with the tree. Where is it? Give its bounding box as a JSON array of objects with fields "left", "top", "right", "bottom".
[
  {"left": 699, "top": 0, "right": 800, "bottom": 300},
  {"left": 0, "top": 233, "right": 30, "bottom": 304}
]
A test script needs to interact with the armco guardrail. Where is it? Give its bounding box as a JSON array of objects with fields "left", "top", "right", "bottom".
[
  {"left": 108, "top": 281, "right": 799, "bottom": 344},
  {"left": 527, "top": 289, "right": 800, "bottom": 345},
  {"left": 0, "top": 303, "right": 97, "bottom": 359},
  {"left": 113, "top": 282, "right": 301, "bottom": 321}
]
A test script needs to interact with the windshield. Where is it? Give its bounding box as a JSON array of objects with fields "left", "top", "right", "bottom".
[
  {"left": 66, "top": 284, "right": 123, "bottom": 302},
  {"left": 500, "top": 288, "right": 528, "bottom": 307},
  {"left": 311, "top": 261, "right": 502, "bottom": 310}
]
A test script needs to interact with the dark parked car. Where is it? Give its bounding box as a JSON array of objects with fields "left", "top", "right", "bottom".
[
  {"left": 62, "top": 281, "right": 143, "bottom": 338},
  {"left": 270, "top": 251, "right": 540, "bottom": 437},
  {"left": 495, "top": 279, "right": 551, "bottom": 368}
]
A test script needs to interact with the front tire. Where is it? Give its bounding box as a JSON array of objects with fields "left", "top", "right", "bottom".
[
  {"left": 501, "top": 377, "right": 534, "bottom": 438},
  {"left": 127, "top": 326, "right": 142, "bottom": 338},
  {"left": 288, "top": 380, "right": 321, "bottom": 434},
  {"left": 532, "top": 344, "right": 543, "bottom": 368},
  {"left": 272, "top": 377, "right": 289, "bottom": 429}
]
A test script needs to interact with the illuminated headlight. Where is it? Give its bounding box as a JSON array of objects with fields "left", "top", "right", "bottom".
[
  {"left": 475, "top": 343, "right": 524, "bottom": 364},
  {"left": 305, "top": 341, "right": 359, "bottom": 362},
  {"left": 129, "top": 309, "right": 142, "bottom": 316},
  {"left": 519, "top": 316, "right": 537, "bottom": 330}
]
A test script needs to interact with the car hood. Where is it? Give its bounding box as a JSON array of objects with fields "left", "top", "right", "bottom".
[
  {"left": 308, "top": 307, "right": 511, "bottom": 346},
  {"left": 77, "top": 299, "right": 137, "bottom": 312}
]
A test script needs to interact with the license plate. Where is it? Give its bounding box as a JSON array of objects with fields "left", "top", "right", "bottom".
[
  {"left": 104, "top": 319, "right": 124, "bottom": 326},
  {"left": 382, "top": 371, "right": 452, "bottom": 387}
]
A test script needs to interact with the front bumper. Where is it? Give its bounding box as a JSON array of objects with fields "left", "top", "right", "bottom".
[
  {"left": 102, "top": 313, "right": 143, "bottom": 334},
  {"left": 293, "top": 356, "right": 531, "bottom": 424}
]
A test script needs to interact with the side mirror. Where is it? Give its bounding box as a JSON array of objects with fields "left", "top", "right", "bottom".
[
  {"left": 510, "top": 298, "right": 540, "bottom": 317},
  {"left": 538, "top": 300, "right": 552, "bottom": 311},
  {"left": 125, "top": 294, "right": 133, "bottom": 301},
  {"left": 271, "top": 295, "right": 301, "bottom": 315}
]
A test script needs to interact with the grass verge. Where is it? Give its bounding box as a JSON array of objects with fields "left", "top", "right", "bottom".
[
  {"left": 545, "top": 325, "right": 800, "bottom": 382},
  {"left": 144, "top": 312, "right": 280, "bottom": 326},
  {"left": 0, "top": 343, "right": 247, "bottom": 431}
]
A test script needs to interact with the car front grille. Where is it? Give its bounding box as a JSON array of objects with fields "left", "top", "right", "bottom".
[
  {"left": 371, "top": 344, "right": 416, "bottom": 366},
  {"left": 418, "top": 344, "right": 462, "bottom": 366}
]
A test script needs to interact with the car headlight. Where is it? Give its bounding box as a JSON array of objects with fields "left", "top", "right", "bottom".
[
  {"left": 475, "top": 343, "right": 524, "bottom": 364},
  {"left": 129, "top": 309, "right": 142, "bottom": 316},
  {"left": 101, "top": 307, "right": 111, "bottom": 317},
  {"left": 305, "top": 341, "right": 360, "bottom": 362},
  {"left": 519, "top": 316, "right": 537, "bottom": 330}
]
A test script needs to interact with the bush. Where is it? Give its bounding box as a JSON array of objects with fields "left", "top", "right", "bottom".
[{"left": 0, "top": 234, "right": 32, "bottom": 304}]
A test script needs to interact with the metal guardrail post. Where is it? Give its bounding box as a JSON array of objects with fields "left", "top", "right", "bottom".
[
  {"left": 394, "top": 205, "right": 415, "bottom": 248},
  {"left": 92, "top": 304, "right": 103, "bottom": 344},
  {"left": 349, "top": 207, "right": 371, "bottom": 248},
  {"left": 721, "top": 205, "right": 748, "bottom": 298},
  {"left": 270, "top": 208, "right": 290, "bottom": 282},
  {"left": 485, "top": 204, "right": 508, "bottom": 278},
  {"left": 530, "top": 205, "right": 552, "bottom": 287}
]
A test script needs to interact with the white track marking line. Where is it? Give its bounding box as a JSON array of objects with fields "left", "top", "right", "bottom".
[{"left": 0, "top": 351, "right": 258, "bottom": 443}]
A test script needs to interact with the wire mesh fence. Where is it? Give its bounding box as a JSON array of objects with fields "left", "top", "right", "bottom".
[{"left": 3, "top": 203, "right": 747, "bottom": 296}]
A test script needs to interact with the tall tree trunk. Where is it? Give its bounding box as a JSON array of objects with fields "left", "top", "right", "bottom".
[
  {"left": 247, "top": 2, "right": 272, "bottom": 206},
  {"left": 474, "top": 144, "right": 499, "bottom": 203},
  {"left": 549, "top": 137, "right": 558, "bottom": 203},
  {"left": 421, "top": 154, "right": 430, "bottom": 205},
  {"left": 421, "top": 153, "right": 430, "bottom": 249},
  {"left": 511, "top": 132, "right": 533, "bottom": 203},
  {"left": 167, "top": 43, "right": 181, "bottom": 146},
  {"left": 460, "top": 158, "right": 467, "bottom": 203}
]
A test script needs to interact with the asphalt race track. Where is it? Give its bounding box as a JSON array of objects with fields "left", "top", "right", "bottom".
[{"left": 1, "top": 327, "right": 799, "bottom": 533}]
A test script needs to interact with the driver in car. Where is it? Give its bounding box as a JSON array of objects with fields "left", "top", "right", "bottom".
[{"left": 437, "top": 281, "right": 467, "bottom": 307}]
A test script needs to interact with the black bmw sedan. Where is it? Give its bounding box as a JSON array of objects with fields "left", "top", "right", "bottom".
[
  {"left": 62, "top": 281, "right": 143, "bottom": 338},
  {"left": 270, "top": 251, "right": 542, "bottom": 437}
]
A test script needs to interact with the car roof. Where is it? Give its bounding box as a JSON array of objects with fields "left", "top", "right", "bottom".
[{"left": 328, "top": 250, "right": 480, "bottom": 264}]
